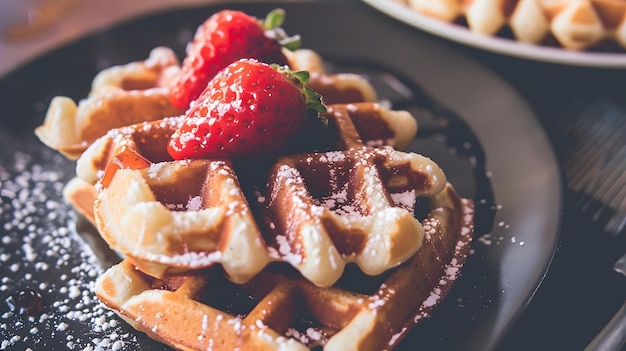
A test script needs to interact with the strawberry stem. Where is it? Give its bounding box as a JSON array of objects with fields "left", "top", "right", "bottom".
[
  {"left": 280, "top": 35, "right": 301, "bottom": 51},
  {"left": 264, "top": 8, "right": 285, "bottom": 30},
  {"left": 263, "top": 8, "right": 301, "bottom": 51},
  {"left": 305, "top": 85, "right": 328, "bottom": 128},
  {"left": 272, "top": 64, "right": 327, "bottom": 128},
  {"left": 292, "top": 71, "right": 328, "bottom": 128}
]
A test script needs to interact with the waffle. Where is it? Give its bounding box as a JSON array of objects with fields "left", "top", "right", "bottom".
[
  {"left": 66, "top": 45, "right": 394, "bottom": 226},
  {"left": 95, "top": 181, "right": 473, "bottom": 351},
  {"left": 92, "top": 101, "right": 474, "bottom": 349},
  {"left": 286, "top": 49, "right": 378, "bottom": 104},
  {"left": 405, "top": 0, "right": 626, "bottom": 50},
  {"left": 43, "top": 39, "right": 476, "bottom": 349},
  {"left": 64, "top": 116, "right": 185, "bottom": 225},
  {"left": 74, "top": 102, "right": 432, "bottom": 287},
  {"left": 34, "top": 47, "right": 375, "bottom": 162},
  {"left": 34, "top": 47, "right": 184, "bottom": 159},
  {"left": 258, "top": 103, "right": 446, "bottom": 286}
]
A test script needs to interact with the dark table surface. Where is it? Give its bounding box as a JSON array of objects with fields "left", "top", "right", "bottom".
[{"left": 425, "top": 20, "right": 626, "bottom": 351}]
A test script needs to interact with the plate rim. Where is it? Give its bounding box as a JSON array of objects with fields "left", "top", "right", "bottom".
[{"left": 362, "top": 0, "right": 626, "bottom": 68}]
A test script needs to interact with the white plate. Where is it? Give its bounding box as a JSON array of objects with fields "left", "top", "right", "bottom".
[{"left": 362, "top": 0, "right": 626, "bottom": 68}]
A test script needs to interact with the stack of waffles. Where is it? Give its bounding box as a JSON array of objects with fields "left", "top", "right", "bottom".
[
  {"left": 35, "top": 32, "right": 474, "bottom": 351},
  {"left": 406, "top": 0, "right": 626, "bottom": 50}
]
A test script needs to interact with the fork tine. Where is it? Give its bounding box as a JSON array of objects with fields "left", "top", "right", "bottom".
[
  {"left": 607, "top": 176, "right": 626, "bottom": 210},
  {"left": 565, "top": 107, "right": 626, "bottom": 192},
  {"left": 568, "top": 121, "right": 625, "bottom": 180},
  {"left": 562, "top": 98, "right": 626, "bottom": 236},
  {"left": 576, "top": 144, "right": 625, "bottom": 216},
  {"left": 592, "top": 147, "right": 626, "bottom": 234},
  {"left": 587, "top": 146, "right": 626, "bottom": 204},
  {"left": 605, "top": 191, "right": 626, "bottom": 234}
]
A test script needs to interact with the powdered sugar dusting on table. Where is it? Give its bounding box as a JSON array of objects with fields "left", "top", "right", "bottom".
[{"left": 0, "top": 142, "right": 146, "bottom": 350}]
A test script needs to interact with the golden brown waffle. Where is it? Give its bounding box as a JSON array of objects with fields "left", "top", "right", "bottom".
[
  {"left": 99, "top": 156, "right": 277, "bottom": 283},
  {"left": 95, "top": 180, "right": 473, "bottom": 351},
  {"left": 92, "top": 102, "right": 474, "bottom": 349},
  {"left": 64, "top": 115, "right": 186, "bottom": 225},
  {"left": 45, "top": 43, "right": 475, "bottom": 349},
  {"left": 257, "top": 103, "right": 446, "bottom": 286},
  {"left": 68, "top": 100, "right": 415, "bottom": 220},
  {"left": 35, "top": 47, "right": 376, "bottom": 161},
  {"left": 34, "top": 47, "right": 184, "bottom": 159},
  {"left": 58, "top": 44, "right": 394, "bottom": 282},
  {"left": 286, "top": 49, "right": 378, "bottom": 104},
  {"left": 74, "top": 102, "right": 435, "bottom": 287},
  {"left": 405, "top": 0, "right": 626, "bottom": 50}
]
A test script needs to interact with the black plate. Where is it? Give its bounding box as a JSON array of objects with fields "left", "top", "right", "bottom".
[{"left": 0, "top": 1, "right": 561, "bottom": 350}]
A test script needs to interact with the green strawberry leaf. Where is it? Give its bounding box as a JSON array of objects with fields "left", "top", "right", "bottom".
[
  {"left": 305, "top": 85, "right": 328, "bottom": 128},
  {"left": 262, "top": 8, "right": 301, "bottom": 51},
  {"left": 264, "top": 8, "right": 285, "bottom": 30},
  {"left": 272, "top": 65, "right": 327, "bottom": 128},
  {"left": 280, "top": 35, "right": 301, "bottom": 51}
]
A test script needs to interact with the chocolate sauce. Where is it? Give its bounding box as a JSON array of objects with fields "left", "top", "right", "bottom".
[{"left": 5, "top": 288, "right": 44, "bottom": 318}]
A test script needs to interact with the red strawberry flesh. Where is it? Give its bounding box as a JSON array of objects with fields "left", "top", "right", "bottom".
[
  {"left": 168, "top": 59, "right": 315, "bottom": 159},
  {"left": 168, "top": 10, "right": 291, "bottom": 110}
]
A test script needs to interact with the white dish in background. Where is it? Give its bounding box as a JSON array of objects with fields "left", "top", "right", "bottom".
[{"left": 363, "top": 0, "right": 626, "bottom": 68}]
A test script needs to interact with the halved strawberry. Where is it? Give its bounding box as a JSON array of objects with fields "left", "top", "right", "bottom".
[
  {"left": 169, "top": 9, "right": 300, "bottom": 110},
  {"left": 167, "top": 59, "right": 326, "bottom": 160}
]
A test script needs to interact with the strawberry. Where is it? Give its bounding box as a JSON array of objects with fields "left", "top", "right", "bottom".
[
  {"left": 169, "top": 9, "right": 300, "bottom": 110},
  {"left": 100, "top": 147, "right": 151, "bottom": 188},
  {"left": 167, "top": 59, "right": 326, "bottom": 159}
]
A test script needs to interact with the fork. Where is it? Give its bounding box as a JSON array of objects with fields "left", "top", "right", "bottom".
[
  {"left": 562, "top": 98, "right": 626, "bottom": 235},
  {"left": 564, "top": 98, "right": 626, "bottom": 351},
  {"left": 584, "top": 252, "right": 626, "bottom": 351}
]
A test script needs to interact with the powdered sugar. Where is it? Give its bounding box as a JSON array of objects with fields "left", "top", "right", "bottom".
[
  {"left": 0, "top": 139, "right": 152, "bottom": 350},
  {"left": 142, "top": 250, "right": 223, "bottom": 268},
  {"left": 285, "top": 327, "right": 324, "bottom": 345},
  {"left": 389, "top": 190, "right": 416, "bottom": 212},
  {"left": 186, "top": 196, "right": 203, "bottom": 211}
]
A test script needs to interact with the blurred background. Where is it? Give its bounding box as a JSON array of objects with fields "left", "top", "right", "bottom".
[{"left": 0, "top": 0, "right": 212, "bottom": 76}]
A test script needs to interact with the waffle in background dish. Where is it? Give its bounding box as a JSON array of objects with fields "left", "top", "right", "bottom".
[{"left": 406, "top": 0, "right": 626, "bottom": 51}]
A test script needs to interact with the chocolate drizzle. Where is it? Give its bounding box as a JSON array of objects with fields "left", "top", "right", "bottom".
[{"left": 5, "top": 288, "right": 44, "bottom": 318}]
